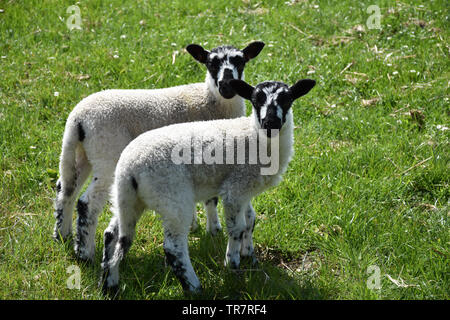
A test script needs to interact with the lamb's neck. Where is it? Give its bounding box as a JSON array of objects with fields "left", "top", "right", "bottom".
[
  {"left": 250, "top": 110, "right": 295, "bottom": 176},
  {"left": 277, "top": 117, "right": 294, "bottom": 170}
]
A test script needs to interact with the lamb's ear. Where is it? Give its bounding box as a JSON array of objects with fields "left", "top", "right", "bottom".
[
  {"left": 242, "top": 41, "right": 265, "bottom": 61},
  {"left": 186, "top": 44, "right": 209, "bottom": 64},
  {"left": 229, "top": 79, "right": 255, "bottom": 100},
  {"left": 289, "top": 79, "right": 316, "bottom": 100}
]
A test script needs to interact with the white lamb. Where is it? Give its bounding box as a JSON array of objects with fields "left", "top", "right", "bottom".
[
  {"left": 100, "top": 78, "right": 316, "bottom": 294},
  {"left": 53, "top": 42, "right": 265, "bottom": 262}
]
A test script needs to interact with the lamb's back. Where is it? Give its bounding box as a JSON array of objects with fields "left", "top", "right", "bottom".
[{"left": 68, "top": 83, "right": 211, "bottom": 138}]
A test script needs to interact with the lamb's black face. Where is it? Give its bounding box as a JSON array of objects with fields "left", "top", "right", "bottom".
[
  {"left": 206, "top": 46, "right": 246, "bottom": 99},
  {"left": 229, "top": 78, "right": 317, "bottom": 137},
  {"left": 252, "top": 82, "right": 292, "bottom": 137},
  {"left": 186, "top": 42, "right": 265, "bottom": 99}
]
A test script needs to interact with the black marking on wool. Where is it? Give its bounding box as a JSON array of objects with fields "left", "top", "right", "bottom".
[
  {"left": 77, "top": 122, "right": 85, "bottom": 142},
  {"left": 55, "top": 208, "right": 63, "bottom": 220},
  {"left": 231, "top": 230, "right": 244, "bottom": 242},
  {"left": 103, "top": 227, "right": 118, "bottom": 263},
  {"left": 64, "top": 186, "right": 75, "bottom": 197},
  {"left": 75, "top": 199, "right": 89, "bottom": 249},
  {"left": 118, "top": 236, "right": 132, "bottom": 257},
  {"left": 131, "top": 176, "right": 138, "bottom": 190},
  {"left": 54, "top": 208, "right": 64, "bottom": 231},
  {"left": 164, "top": 249, "right": 190, "bottom": 291},
  {"left": 56, "top": 181, "right": 61, "bottom": 193}
]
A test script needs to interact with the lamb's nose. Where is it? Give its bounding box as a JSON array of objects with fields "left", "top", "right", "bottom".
[{"left": 218, "top": 70, "right": 236, "bottom": 99}]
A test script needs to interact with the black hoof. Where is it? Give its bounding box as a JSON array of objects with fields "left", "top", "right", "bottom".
[{"left": 99, "top": 269, "right": 119, "bottom": 298}]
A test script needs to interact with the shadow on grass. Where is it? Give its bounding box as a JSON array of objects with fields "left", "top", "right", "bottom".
[{"left": 85, "top": 230, "right": 332, "bottom": 300}]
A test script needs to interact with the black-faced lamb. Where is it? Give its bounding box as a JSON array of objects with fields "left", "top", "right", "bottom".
[{"left": 100, "top": 78, "right": 316, "bottom": 294}]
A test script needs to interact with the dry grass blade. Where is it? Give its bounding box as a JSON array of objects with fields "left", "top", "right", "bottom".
[
  {"left": 362, "top": 97, "right": 380, "bottom": 107},
  {"left": 386, "top": 274, "right": 419, "bottom": 288}
]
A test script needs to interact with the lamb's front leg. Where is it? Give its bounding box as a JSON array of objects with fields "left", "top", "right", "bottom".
[
  {"left": 191, "top": 197, "right": 222, "bottom": 235},
  {"left": 223, "top": 201, "right": 247, "bottom": 269},
  {"left": 75, "top": 168, "right": 113, "bottom": 262},
  {"left": 204, "top": 197, "right": 222, "bottom": 235},
  {"left": 240, "top": 202, "right": 258, "bottom": 266}
]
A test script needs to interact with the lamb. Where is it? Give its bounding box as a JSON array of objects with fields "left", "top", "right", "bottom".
[
  {"left": 53, "top": 41, "right": 265, "bottom": 262},
  {"left": 100, "top": 78, "right": 316, "bottom": 294}
]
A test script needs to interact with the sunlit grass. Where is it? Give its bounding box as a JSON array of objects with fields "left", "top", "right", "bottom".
[{"left": 0, "top": 0, "right": 448, "bottom": 299}]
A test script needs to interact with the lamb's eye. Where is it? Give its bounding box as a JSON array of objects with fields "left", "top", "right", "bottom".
[
  {"left": 209, "top": 57, "right": 220, "bottom": 69},
  {"left": 277, "top": 92, "right": 290, "bottom": 106},
  {"left": 229, "top": 56, "right": 244, "bottom": 68},
  {"left": 255, "top": 91, "right": 266, "bottom": 105}
]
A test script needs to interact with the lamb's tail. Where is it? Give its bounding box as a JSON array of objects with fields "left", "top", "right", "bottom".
[{"left": 57, "top": 120, "right": 86, "bottom": 195}]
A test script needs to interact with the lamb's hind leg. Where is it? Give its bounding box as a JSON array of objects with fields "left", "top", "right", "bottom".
[
  {"left": 204, "top": 197, "right": 222, "bottom": 235},
  {"left": 75, "top": 163, "right": 115, "bottom": 262},
  {"left": 190, "top": 197, "right": 221, "bottom": 235},
  {"left": 100, "top": 189, "right": 144, "bottom": 295},
  {"left": 53, "top": 145, "right": 91, "bottom": 241},
  {"left": 162, "top": 204, "right": 201, "bottom": 294},
  {"left": 102, "top": 199, "right": 145, "bottom": 270}
]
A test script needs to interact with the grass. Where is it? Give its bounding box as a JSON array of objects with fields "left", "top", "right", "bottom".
[{"left": 0, "top": 0, "right": 448, "bottom": 300}]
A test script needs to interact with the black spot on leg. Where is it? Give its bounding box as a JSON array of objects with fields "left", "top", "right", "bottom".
[
  {"left": 54, "top": 208, "right": 63, "bottom": 221},
  {"left": 231, "top": 230, "right": 245, "bottom": 241},
  {"left": 75, "top": 199, "right": 88, "bottom": 249},
  {"left": 56, "top": 181, "right": 61, "bottom": 193},
  {"left": 164, "top": 249, "right": 189, "bottom": 291},
  {"left": 77, "top": 122, "right": 85, "bottom": 142},
  {"left": 131, "top": 176, "right": 138, "bottom": 190},
  {"left": 118, "top": 236, "right": 132, "bottom": 257},
  {"left": 103, "top": 225, "right": 118, "bottom": 263},
  {"left": 54, "top": 208, "right": 64, "bottom": 233},
  {"left": 64, "top": 187, "right": 75, "bottom": 197}
]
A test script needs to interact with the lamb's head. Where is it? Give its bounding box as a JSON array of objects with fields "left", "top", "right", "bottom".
[
  {"left": 229, "top": 79, "right": 316, "bottom": 137},
  {"left": 186, "top": 42, "right": 265, "bottom": 99}
]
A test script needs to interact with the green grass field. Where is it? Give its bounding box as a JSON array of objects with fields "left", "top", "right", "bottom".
[{"left": 0, "top": 0, "right": 448, "bottom": 300}]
